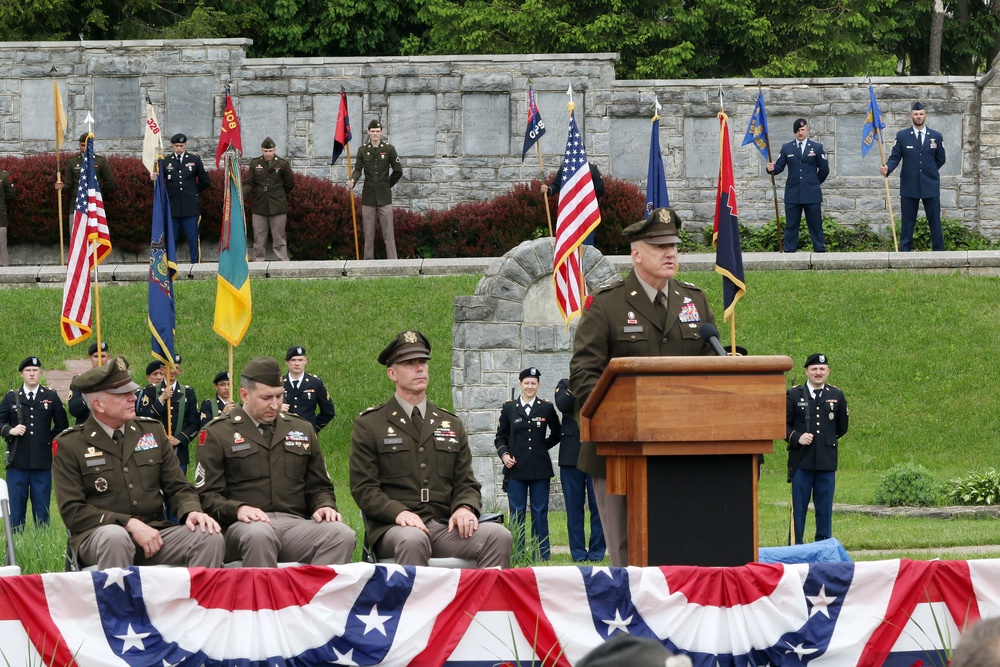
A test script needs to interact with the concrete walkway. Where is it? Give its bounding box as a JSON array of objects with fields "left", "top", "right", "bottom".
[{"left": 5, "top": 249, "right": 1000, "bottom": 286}]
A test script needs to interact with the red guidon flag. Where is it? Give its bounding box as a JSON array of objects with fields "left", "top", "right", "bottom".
[{"left": 215, "top": 94, "right": 243, "bottom": 168}]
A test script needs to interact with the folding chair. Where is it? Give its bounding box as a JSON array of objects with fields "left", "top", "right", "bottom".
[
  {"left": 1, "top": 479, "right": 22, "bottom": 576},
  {"left": 360, "top": 510, "right": 503, "bottom": 568}
]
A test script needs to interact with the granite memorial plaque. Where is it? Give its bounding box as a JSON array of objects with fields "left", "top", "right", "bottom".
[
  {"left": 463, "top": 94, "right": 510, "bottom": 155},
  {"left": 536, "top": 91, "right": 585, "bottom": 142},
  {"left": 240, "top": 96, "right": 288, "bottom": 155},
  {"left": 833, "top": 115, "right": 876, "bottom": 177},
  {"left": 610, "top": 117, "right": 652, "bottom": 180},
  {"left": 164, "top": 77, "right": 215, "bottom": 139},
  {"left": 95, "top": 77, "right": 141, "bottom": 138},
  {"left": 388, "top": 94, "right": 436, "bottom": 156},
  {"left": 314, "top": 93, "right": 364, "bottom": 160},
  {"left": 880, "top": 114, "right": 961, "bottom": 178},
  {"left": 21, "top": 79, "right": 68, "bottom": 141},
  {"left": 683, "top": 117, "right": 720, "bottom": 178}
]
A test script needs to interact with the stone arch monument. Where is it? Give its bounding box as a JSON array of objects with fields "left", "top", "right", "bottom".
[{"left": 451, "top": 237, "right": 621, "bottom": 509}]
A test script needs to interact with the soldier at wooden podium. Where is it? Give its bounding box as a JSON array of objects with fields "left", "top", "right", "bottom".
[{"left": 570, "top": 208, "right": 717, "bottom": 566}]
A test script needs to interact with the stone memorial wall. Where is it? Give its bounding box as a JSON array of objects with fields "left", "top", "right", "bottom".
[{"left": 0, "top": 40, "right": 997, "bottom": 237}]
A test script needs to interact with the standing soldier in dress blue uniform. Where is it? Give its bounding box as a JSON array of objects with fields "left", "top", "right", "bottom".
[
  {"left": 163, "top": 133, "right": 211, "bottom": 263},
  {"left": 495, "top": 368, "right": 561, "bottom": 560},
  {"left": 0, "top": 357, "right": 69, "bottom": 530},
  {"left": 347, "top": 119, "right": 403, "bottom": 259},
  {"left": 200, "top": 371, "right": 236, "bottom": 428},
  {"left": 786, "top": 353, "right": 849, "bottom": 545},
  {"left": 880, "top": 101, "right": 947, "bottom": 251},
  {"left": 766, "top": 118, "right": 830, "bottom": 253},
  {"left": 282, "top": 346, "right": 335, "bottom": 433},
  {"left": 554, "top": 377, "right": 605, "bottom": 562},
  {"left": 136, "top": 355, "right": 199, "bottom": 474}
]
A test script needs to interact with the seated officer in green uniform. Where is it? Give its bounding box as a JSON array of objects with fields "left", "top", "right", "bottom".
[
  {"left": 52, "top": 357, "right": 223, "bottom": 570},
  {"left": 196, "top": 357, "right": 356, "bottom": 567},
  {"left": 350, "top": 331, "right": 512, "bottom": 567}
]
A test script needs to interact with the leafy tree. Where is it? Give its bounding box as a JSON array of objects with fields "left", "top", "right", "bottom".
[{"left": 3, "top": 0, "right": 999, "bottom": 78}]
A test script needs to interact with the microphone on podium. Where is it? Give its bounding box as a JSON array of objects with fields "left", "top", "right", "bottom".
[{"left": 698, "top": 322, "right": 729, "bottom": 357}]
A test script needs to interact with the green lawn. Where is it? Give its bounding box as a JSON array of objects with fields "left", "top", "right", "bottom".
[{"left": 3, "top": 269, "right": 1000, "bottom": 573}]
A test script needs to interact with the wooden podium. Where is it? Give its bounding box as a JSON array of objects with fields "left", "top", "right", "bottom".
[{"left": 580, "top": 355, "right": 793, "bottom": 567}]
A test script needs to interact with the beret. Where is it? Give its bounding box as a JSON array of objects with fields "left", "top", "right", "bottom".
[
  {"left": 145, "top": 360, "right": 165, "bottom": 376},
  {"left": 19, "top": 357, "right": 41, "bottom": 372},
  {"left": 519, "top": 367, "right": 540, "bottom": 381},
  {"left": 213, "top": 371, "right": 230, "bottom": 384},
  {"left": 286, "top": 346, "right": 306, "bottom": 360},
  {"left": 87, "top": 341, "right": 109, "bottom": 356},
  {"left": 805, "top": 353, "right": 829, "bottom": 368},
  {"left": 170, "top": 133, "right": 187, "bottom": 144}
]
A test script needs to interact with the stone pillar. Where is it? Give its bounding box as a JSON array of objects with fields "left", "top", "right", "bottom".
[
  {"left": 978, "top": 59, "right": 1000, "bottom": 238},
  {"left": 451, "top": 238, "right": 619, "bottom": 509}
]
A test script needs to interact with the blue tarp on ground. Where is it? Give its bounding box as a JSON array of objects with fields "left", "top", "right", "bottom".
[{"left": 759, "top": 537, "right": 853, "bottom": 564}]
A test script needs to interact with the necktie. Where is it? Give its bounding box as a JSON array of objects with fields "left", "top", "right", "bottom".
[
  {"left": 798, "top": 141, "right": 804, "bottom": 157},
  {"left": 918, "top": 131, "right": 924, "bottom": 146},
  {"left": 293, "top": 380, "right": 300, "bottom": 390},
  {"left": 260, "top": 422, "right": 274, "bottom": 443},
  {"left": 113, "top": 429, "right": 124, "bottom": 448},
  {"left": 411, "top": 407, "right": 423, "bottom": 433},
  {"left": 813, "top": 388, "right": 822, "bottom": 401},
  {"left": 524, "top": 403, "right": 531, "bottom": 417},
  {"left": 27, "top": 391, "right": 34, "bottom": 402},
  {"left": 654, "top": 291, "right": 668, "bottom": 328}
]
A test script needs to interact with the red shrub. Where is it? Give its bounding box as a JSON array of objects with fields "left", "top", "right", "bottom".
[{"left": 0, "top": 154, "right": 646, "bottom": 259}]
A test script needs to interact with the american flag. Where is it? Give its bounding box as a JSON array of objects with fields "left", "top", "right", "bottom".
[
  {"left": 1, "top": 560, "right": 993, "bottom": 667},
  {"left": 60, "top": 135, "right": 111, "bottom": 346},
  {"left": 553, "top": 106, "right": 600, "bottom": 326}
]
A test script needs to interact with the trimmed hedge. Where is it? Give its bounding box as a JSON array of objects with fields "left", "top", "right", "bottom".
[{"left": 0, "top": 153, "right": 646, "bottom": 259}]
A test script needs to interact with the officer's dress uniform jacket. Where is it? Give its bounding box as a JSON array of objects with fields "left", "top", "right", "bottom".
[
  {"left": 63, "top": 153, "right": 115, "bottom": 203},
  {"left": 350, "top": 396, "right": 482, "bottom": 549},
  {"left": 569, "top": 269, "right": 717, "bottom": 475},
  {"left": 786, "top": 384, "right": 849, "bottom": 475},
  {"left": 351, "top": 141, "right": 402, "bottom": 206},
  {"left": 247, "top": 156, "right": 295, "bottom": 215},
  {"left": 52, "top": 416, "right": 199, "bottom": 554},
  {"left": 771, "top": 139, "right": 829, "bottom": 205},
  {"left": 1, "top": 386, "right": 68, "bottom": 468},
  {"left": 494, "top": 398, "right": 560, "bottom": 481},
  {"left": 199, "top": 396, "right": 230, "bottom": 428},
  {"left": 164, "top": 152, "right": 211, "bottom": 217},
  {"left": 885, "top": 127, "right": 946, "bottom": 199},
  {"left": 283, "top": 373, "right": 336, "bottom": 432},
  {"left": 196, "top": 406, "right": 338, "bottom": 527},
  {"left": 136, "top": 381, "right": 200, "bottom": 467}
]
